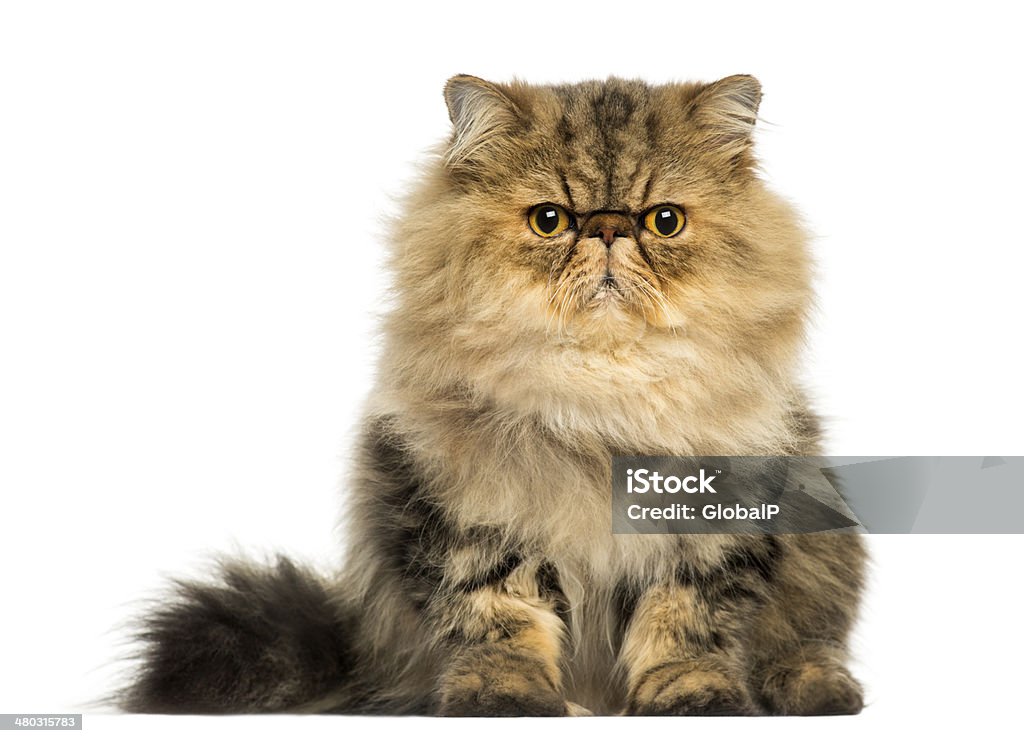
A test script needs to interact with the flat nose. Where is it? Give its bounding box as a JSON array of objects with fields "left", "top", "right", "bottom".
[
  {"left": 596, "top": 227, "right": 619, "bottom": 246},
  {"left": 582, "top": 212, "right": 634, "bottom": 248}
]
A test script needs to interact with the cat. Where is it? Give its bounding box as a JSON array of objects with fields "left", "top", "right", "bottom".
[{"left": 121, "top": 74, "right": 866, "bottom": 716}]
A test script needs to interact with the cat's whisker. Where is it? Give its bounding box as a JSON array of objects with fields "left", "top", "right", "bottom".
[
  {"left": 560, "top": 275, "right": 584, "bottom": 334},
  {"left": 630, "top": 275, "right": 675, "bottom": 331},
  {"left": 611, "top": 273, "right": 660, "bottom": 325},
  {"left": 553, "top": 276, "right": 575, "bottom": 336},
  {"left": 546, "top": 271, "right": 576, "bottom": 338}
]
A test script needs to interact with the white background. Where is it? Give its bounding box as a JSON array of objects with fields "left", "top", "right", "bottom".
[{"left": 1, "top": 1, "right": 1022, "bottom": 741}]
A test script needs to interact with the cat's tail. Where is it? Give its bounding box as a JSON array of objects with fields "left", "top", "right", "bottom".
[{"left": 120, "top": 556, "right": 360, "bottom": 714}]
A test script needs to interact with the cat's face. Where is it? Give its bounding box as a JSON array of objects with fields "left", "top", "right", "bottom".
[{"left": 392, "top": 76, "right": 810, "bottom": 364}]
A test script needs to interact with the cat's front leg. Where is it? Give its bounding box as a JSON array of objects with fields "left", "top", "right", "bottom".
[
  {"left": 619, "top": 583, "right": 759, "bottom": 715},
  {"left": 618, "top": 539, "right": 777, "bottom": 716},
  {"left": 433, "top": 556, "right": 571, "bottom": 716}
]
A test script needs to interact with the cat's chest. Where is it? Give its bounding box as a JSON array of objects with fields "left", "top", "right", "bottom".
[
  {"left": 443, "top": 432, "right": 729, "bottom": 579},
  {"left": 415, "top": 393, "right": 746, "bottom": 576}
]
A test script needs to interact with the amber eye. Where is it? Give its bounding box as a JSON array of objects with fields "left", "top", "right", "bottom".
[
  {"left": 528, "top": 204, "right": 573, "bottom": 237},
  {"left": 643, "top": 204, "right": 686, "bottom": 238}
]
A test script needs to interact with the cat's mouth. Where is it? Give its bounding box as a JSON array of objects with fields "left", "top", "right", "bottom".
[
  {"left": 548, "top": 241, "right": 670, "bottom": 328},
  {"left": 592, "top": 271, "right": 621, "bottom": 300}
]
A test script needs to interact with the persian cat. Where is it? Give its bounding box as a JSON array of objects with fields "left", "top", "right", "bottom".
[{"left": 122, "top": 74, "right": 866, "bottom": 716}]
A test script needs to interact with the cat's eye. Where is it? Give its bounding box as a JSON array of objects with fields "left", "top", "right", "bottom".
[
  {"left": 643, "top": 204, "right": 686, "bottom": 238},
  {"left": 528, "top": 204, "right": 574, "bottom": 237}
]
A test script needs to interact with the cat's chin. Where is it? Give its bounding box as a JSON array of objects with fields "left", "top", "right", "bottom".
[
  {"left": 574, "top": 283, "right": 681, "bottom": 337},
  {"left": 569, "top": 294, "right": 651, "bottom": 343}
]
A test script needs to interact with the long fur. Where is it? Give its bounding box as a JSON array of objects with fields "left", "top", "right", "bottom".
[{"left": 122, "top": 75, "right": 866, "bottom": 716}]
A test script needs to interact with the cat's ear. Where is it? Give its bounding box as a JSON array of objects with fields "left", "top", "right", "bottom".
[
  {"left": 687, "top": 74, "right": 762, "bottom": 154},
  {"left": 443, "top": 75, "right": 521, "bottom": 171}
]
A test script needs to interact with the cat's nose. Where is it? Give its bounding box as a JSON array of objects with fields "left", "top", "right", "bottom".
[
  {"left": 596, "top": 227, "right": 620, "bottom": 246},
  {"left": 582, "top": 213, "right": 633, "bottom": 248}
]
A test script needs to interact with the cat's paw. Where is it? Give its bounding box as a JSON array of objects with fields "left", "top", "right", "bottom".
[
  {"left": 439, "top": 669, "right": 569, "bottom": 717},
  {"left": 625, "top": 660, "right": 760, "bottom": 716},
  {"left": 760, "top": 661, "right": 864, "bottom": 716}
]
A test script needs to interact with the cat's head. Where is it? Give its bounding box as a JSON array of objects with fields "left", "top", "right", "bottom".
[{"left": 386, "top": 76, "right": 811, "bottom": 412}]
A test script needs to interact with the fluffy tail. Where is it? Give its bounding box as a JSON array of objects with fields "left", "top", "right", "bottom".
[{"left": 121, "top": 556, "right": 358, "bottom": 713}]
